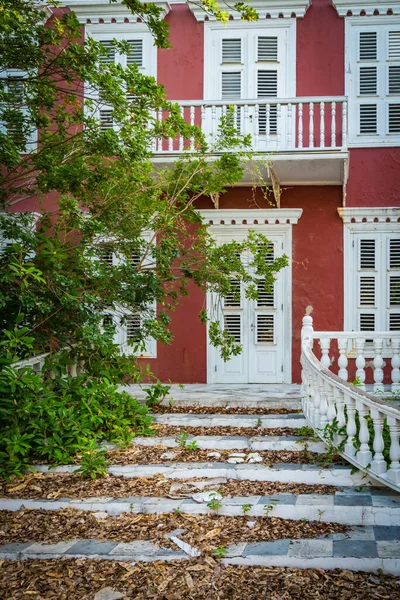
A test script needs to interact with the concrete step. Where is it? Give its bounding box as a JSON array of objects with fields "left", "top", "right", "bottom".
[
  {"left": 2, "top": 491, "right": 399, "bottom": 525},
  {"left": 33, "top": 463, "right": 378, "bottom": 487},
  {"left": 121, "top": 383, "right": 302, "bottom": 409},
  {"left": 129, "top": 435, "right": 325, "bottom": 453},
  {"left": 1, "top": 528, "right": 399, "bottom": 574},
  {"left": 152, "top": 413, "right": 307, "bottom": 428}
]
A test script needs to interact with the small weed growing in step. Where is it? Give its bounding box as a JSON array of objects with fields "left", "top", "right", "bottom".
[
  {"left": 187, "top": 440, "right": 199, "bottom": 452},
  {"left": 145, "top": 380, "right": 171, "bottom": 408},
  {"left": 176, "top": 431, "right": 189, "bottom": 448},
  {"left": 301, "top": 517, "right": 309, "bottom": 522},
  {"left": 173, "top": 507, "right": 182, "bottom": 516},
  {"left": 295, "top": 426, "right": 314, "bottom": 437},
  {"left": 207, "top": 493, "right": 223, "bottom": 514},
  {"left": 263, "top": 502, "right": 276, "bottom": 518},
  {"left": 317, "top": 509, "right": 325, "bottom": 522},
  {"left": 213, "top": 545, "right": 229, "bottom": 559},
  {"left": 77, "top": 439, "right": 108, "bottom": 479},
  {"left": 256, "top": 418, "right": 263, "bottom": 428},
  {"left": 168, "top": 399, "right": 173, "bottom": 409},
  {"left": 241, "top": 503, "right": 253, "bottom": 516}
]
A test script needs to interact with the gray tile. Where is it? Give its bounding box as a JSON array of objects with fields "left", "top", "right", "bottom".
[
  {"left": 372, "top": 496, "right": 400, "bottom": 507},
  {"left": 257, "top": 494, "right": 296, "bottom": 505},
  {"left": 0, "top": 542, "right": 33, "bottom": 554},
  {"left": 288, "top": 539, "right": 332, "bottom": 558},
  {"left": 334, "top": 494, "right": 372, "bottom": 506},
  {"left": 377, "top": 541, "right": 400, "bottom": 558},
  {"left": 242, "top": 540, "right": 290, "bottom": 557},
  {"left": 181, "top": 499, "right": 196, "bottom": 505},
  {"left": 273, "top": 464, "right": 303, "bottom": 470},
  {"left": 370, "top": 489, "right": 400, "bottom": 497},
  {"left": 333, "top": 540, "right": 378, "bottom": 558},
  {"left": 373, "top": 526, "right": 400, "bottom": 541},
  {"left": 65, "top": 539, "right": 118, "bottom": 555}
]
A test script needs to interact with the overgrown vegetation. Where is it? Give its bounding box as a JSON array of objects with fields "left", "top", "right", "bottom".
[{"left": 0, "top": 0, "right": 286, "bottom": 478}]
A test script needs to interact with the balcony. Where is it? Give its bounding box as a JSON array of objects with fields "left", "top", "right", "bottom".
[{"left": 152, "top": 96, "right": 349, "bottom": 186}]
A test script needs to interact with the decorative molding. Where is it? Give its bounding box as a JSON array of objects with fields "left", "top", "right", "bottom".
[
  {"left": 338, "top": 207, "right": 400, "bottom": 224},
  {"left": 332, "top": 0, "right": 400, "bottom": 17},
  {"left": 65, "top": 0, "right": 170, "bottom": 24},
  {"left": 189, "top": 0, "right": 311, "bottom": 21},
  {"left": 200, "top": 208, "right": 303, "bottom": 226}
]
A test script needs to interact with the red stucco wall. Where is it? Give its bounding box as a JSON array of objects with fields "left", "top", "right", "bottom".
[
  {"left": 296, "top": 0, "right": 344, "bottom": 97},
  {"left": 157, "top": 5, "right": 203, "bottom": 100},
  {"left": 346, "top": 148, "right": 400, "bottom": 207}
]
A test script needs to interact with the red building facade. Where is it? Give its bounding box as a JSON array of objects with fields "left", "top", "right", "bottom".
[{"left": 29, "top": 0, "right": 400, "bottom": 383}]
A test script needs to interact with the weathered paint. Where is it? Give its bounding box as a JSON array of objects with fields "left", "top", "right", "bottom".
[{"left": 346, "top": 148, "right": 400, "bottom": 207}]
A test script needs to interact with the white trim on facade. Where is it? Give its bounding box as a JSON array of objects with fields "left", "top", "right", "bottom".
[
  {"left": 339, "top": 207, "right": 400, "bottom": 341},
  {"left": 201, "top": 208, "right": 302, "bottom": 384},
  {"left": 65, "top": 0, "right": 170, "bottom": 23},
  {"left": 189, "top": 0, "right": 311, "bottom": 21},
  {"left": 345, "top": 16, "right": 400, "bottom": 147},
  {"left": 333, "top": 1, "right": 400, "bottom": 17}
]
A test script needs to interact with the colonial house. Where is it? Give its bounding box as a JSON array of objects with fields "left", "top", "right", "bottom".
[{"left": 19, "top": 0, "right": 400, "bottom": 385}]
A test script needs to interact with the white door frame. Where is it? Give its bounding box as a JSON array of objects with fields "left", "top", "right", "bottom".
[{"left": 201, "top": 209, "right": 303, "bottom": 384}]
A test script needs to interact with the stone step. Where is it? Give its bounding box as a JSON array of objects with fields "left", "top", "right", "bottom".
[
  {"left": 129, "top": 436, "right": 325, "bottom": 453},
  {"left": 122, "top": 384, "right": 302, "bottom": 410},
  {"left": 33, "top": 463, "right": 378, "bottom": 487},
  {"left": 152, "top": 414, "right": 307, "bottom": 429},
  {"left": 2, "top": 491, "right": 399, "bottom": 525},
  {"left": 1, "top": 528, "right": 399, "bottom": 574}
]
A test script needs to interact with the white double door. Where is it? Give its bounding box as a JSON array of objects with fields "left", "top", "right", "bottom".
[{"left": 208, "top": 231, "right": 289, "bottom": 384}]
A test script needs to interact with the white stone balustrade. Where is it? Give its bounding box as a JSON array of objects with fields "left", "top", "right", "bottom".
[
  {"left": 12, "top": 353, "right": 81, "bottom": 379},
  {"left": 301, "top": 312, "right": 400, "bottom": 492},
  {"left": 154, "top": 97, "right": 348, "bottom": 154}
]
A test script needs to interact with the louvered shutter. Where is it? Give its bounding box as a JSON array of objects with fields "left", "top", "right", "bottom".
[
  {"left": 126, "top": 40, "right": 143, "bottom": 67},
  {"left": 224, "top": 314, "right": 241, "bottom": 343},
  {"left": 257, "top": 37, "right": 278, "bottom": 61},
  {"left": 126, "top": 314, "right": 141, "bottom": 340},
  {"left": 389, "top": 237, "right": 400, "bottom": 331},
  {"left": 257, "top": 35, "right": 278, "bottom": 136},
  {"left": 358, "top": 238, "right": 377, "bottom": 331},
  {"left": 99, "top": 109, "right": 113, "bottom": 131},
  {"left": 224, "top": 279, "right": 241, "bottom": 307},
  {"left": 358, "top": 32, "right": 378, "bottom": 135},
  {"left": 255, "top": 243, "right": 275, "bottom": 344},
  {"left": 99, "top": 40, "right": 115, "bottom": 65},
  {"left": 221, "top": 71, "right": 241, "bottom": 130},
  {"left": 222, "top": 39, "right": 241, "bottom": 64}
]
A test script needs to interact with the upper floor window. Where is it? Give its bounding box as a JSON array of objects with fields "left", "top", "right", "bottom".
[{"left": 347, "top": 19, "right": 400, "bottom": 146}]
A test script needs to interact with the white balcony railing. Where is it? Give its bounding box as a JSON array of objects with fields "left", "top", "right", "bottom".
[
  {"left": 153, "top": 96, "right": 348, "bottom": 154},
  {"left": 301, "top": 312, "right": 400, "bottom": 492}
]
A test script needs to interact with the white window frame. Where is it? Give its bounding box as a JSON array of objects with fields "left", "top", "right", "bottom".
[
  {"left": 346, "top": 16, "right": 400, "bottom": 146},
  {"left": 98, "top": 232, "right": 157, "bottom": 359},
  {"left": 203, "top": 20, "right": 296, "bottom": 101},
  {"left": 342, "top": 208, "right": 400, "bottom": 357},
  {"left": 0, "top": 69, "right": 37, "bottom": 151}
]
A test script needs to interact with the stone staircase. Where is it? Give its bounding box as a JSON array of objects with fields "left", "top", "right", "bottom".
[{"left": 1, "top": 384, "right": 400, "bottom": 587}]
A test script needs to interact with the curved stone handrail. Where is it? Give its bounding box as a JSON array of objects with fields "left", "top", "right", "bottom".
[{"left": 301, "top": 314, "right": 400, "bottom": 492}]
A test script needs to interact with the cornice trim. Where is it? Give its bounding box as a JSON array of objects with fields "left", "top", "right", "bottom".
[
  {"left": 332, "top": 0, "right": 400, "bottom": 17},
  {"left": 65, "top": 0, "right": 170, "bottom": 24},
  {"left": 200, "top": 208, "right": 303, "bottom": 225},
  {"left": 338, "top": 207, "right": 400, "bottom": 224},
  {"left": 189, "top": 0, "right": 311, "bottom": 21}
]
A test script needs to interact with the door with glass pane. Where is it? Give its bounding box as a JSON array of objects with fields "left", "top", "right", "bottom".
[{"left": 208, "top": 234, "right": 286, "bottom": 383}]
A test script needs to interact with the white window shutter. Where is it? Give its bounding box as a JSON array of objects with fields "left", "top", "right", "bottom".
[
  {"left": 257, "top": 37, "right": 278, "bottom": 62},
  {"left": 388, "top": 103, "right": 400, "bottom": 132},
  {"left": 256, "top": 314, "right": 274, "bottom": 343},
  {"left": 359, "top": 67, "right": 377, "bottom": 95},
  {"left": 224, "top": 314, "right": 241, "bottom": 343},
  {"left": 359, "top": 31, "right": 377, "bottom": 60},
  {"left": 126, "top": 40, "right": 143, "bottom": 67},
  {"left": 390, "top": 238, "right": 400, "bottom": 268},
  {"left": 222, "top": 39, "right": 241, "bottom": 64},
  {"left": 389, "top": 31, "right": 400, "bottom": 60},
  {"left": 257, "top": 71, "right": 278, "bottom": 97},
  {"left": 359, "top": 104, "right": 377, "bottom": 134},
  {"left": 99, "top": 40, "right": 115, "bottom": 64},
  {"left": 224, "top": 279, "right": 241, "bottom": 307},
  {"left": 357, "top": 237, "right": 378, "bottom": 331},
  {"left": 99, "top": 109, "right": 113, "bottom": 131},
  {"left": 221, "top": 71, "right": 241, "bottom": 99}
]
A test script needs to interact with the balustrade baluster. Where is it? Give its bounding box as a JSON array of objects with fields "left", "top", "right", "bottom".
[
  {"left": 298, "top": 103, "right": 303, "bottom": 148},
  {"left": 370, "top": 408, "right": 388, "bottom": 474},
  {"left": 266, "top": 104, "right": 270, "bottom": 147},
  {"left": 334, "top": 387, "right": 346, "bottom": 446},
  {"left": 331, "top": 102, "right": 336, "bottom": 147},
  {"left": 234, "top": 104, "right": 239, "bottom": 134},
  {"left": 201, "top": 105, "right": 206, "bottom": 136},
  {"left": 211, "top": 105, "right": 217, "bottom": 139},
  {"left": 338, "top": 337, "right": 349, "bottom": 381},
  {"left": 344, "top": 393, "right": 357, "bottom": 457},
  {"left": 190, "top": 105, "right": 195, "bottom": 150},
  {"left": 168, "top": 135, "right": 173, "bottom": 152},
  {"left": 373, "top": 339, "right": 384, "bottom": 393},
  {"left": 70, "top": 363, "right": 77, "bottom": 378},
  {"left": 391, "top": 338, "right": 400, "bottom": 392},
  {"left": 151, "top": 109, "right": 157, "bottom": 152},
  {"left": 319, "top": 379, "right": 328, "bottom": 428},
  {"left": 309, "top": 102, "right": 314, "bottom": 148},
  {"left": 387, "top": 416, "right": 400, "bottom": 484},
  {"left": 325, "top": 380, "right": 336, "bottom": 425},
  {"left": 277, "top": 103, "right": 281, "bottom": 148},
  {"left": 319, "top": 337, "right": 331, "bottom": 369},
  {"left": 179, "top": 106, "right": 184, "bottom": 151},
  {"left": 342, "top": 101, "right": 347, "bottom": 148},
  {"left": 312, "top": 371, "right": 321, "bottom": 427},
  {"left": 355, "top": 400, "right": 372, "bottom": 467},
  {"left": 254, "top": 104, "right": 259, "bottom": 150},
  {"left": 287, "top": 103, "right": 292, "bottom": 149},
  {"left": 320, "top": 102, "right": 325, "bottom": 148},
  {"left": 355, "top": 338, "right": 366, "bottom": 390}
]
